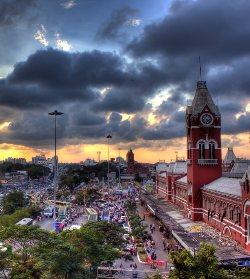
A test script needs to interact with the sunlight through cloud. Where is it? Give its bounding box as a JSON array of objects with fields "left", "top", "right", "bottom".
[{"left": 34, "top": 24, "right": 49, "bottom": 47}]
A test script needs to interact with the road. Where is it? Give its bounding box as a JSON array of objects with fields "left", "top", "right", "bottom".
[{"left": 35, "top": 214, "right": 88, "bottom": 231}]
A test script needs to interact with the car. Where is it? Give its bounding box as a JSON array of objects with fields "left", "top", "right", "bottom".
[
  {"left": 122, "top": 234, "right": 130, "bottom": 241},
  {"left": 132, "top": 271, "right": 138, "bottom": 278},
  {"left": 123, "top": 223, "right": 130, "bottom": 232}
]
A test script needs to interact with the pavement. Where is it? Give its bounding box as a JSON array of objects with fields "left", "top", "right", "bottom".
[
  {"left": 114, "top": 201, "right": 170, "bottom": 276},
  {"left": 140, "top": 191, "right": 250, "bottom": 262}
]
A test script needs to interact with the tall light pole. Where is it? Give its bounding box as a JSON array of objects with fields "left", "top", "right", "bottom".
[
  {"left": 49, "top": 110, "right": 63, "bottom": 222},
  {"left": 118, "top": 148, "right": 121, "bottom": 188},
  {"left": 106, "top": 134, "right": 112, "bottom": 187}
]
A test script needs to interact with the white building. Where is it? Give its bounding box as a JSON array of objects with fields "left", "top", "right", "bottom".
[{"left": 82, "top": 159, "right": 97, "bottom": 167}]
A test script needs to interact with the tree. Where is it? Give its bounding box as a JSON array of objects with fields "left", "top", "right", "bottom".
[
  {"left": 0, "top": 225, "right": 51, "bottom": 279},
  {"left": 2, "top": 191, "right": 28, "bottom": 214},
  {"left": 0, "top": 245, "right": 12, "bottom": 279},
  {"left": 59, "top": 174, "right": 80, "bottom": 192},
  {"left": 0, "top": 221, "right": 125, "bottom": 278},
  {"left": 61, "top": 221, "right": 125, "bottom": 274},
  {"left": 145, "top": 272, "right": 165, "bottom": 279},
  {"left": 35, "top": 236, "right": 89, "bottom": 279},
  {"left": 26, "top": 165, "right": 50, "bottom": 179},
  {"left": 0, "top": 163, "right": 50, "bottom": 179},
  {"left": 0, "top": 207, "right": 41, "bottom": 227},
  {"left": 75, "top": 188, "right": 101, "bottom": 205},
  {"left": 169, "top": 243, "right": 227, "bottom": 279}
]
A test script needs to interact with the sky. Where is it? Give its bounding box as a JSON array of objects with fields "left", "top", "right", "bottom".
[{"left": 0, "top": 0, "right": 249, "bottom": 163}]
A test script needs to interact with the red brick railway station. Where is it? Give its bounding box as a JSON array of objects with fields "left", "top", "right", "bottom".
[{"left": 156, "top": 80, "right": 250, "bottom": 253}]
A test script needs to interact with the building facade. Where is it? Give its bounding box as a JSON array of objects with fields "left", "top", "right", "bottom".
[{"left": 156, "top": 80, "right": 250, "bottom": 251}]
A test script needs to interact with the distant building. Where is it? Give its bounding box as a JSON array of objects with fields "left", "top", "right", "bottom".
[
  {"left": 155, "top": 162, "right": 169, "bottom": 173},
  {"left": 126, "top": 149, "right": 135, "bottom": 174},
  {"left": 32, "top": 154, "right": 55, "bottom": 171},
  {"left": 81, "top": 159, "right": 97, "bottom": 167},
  {"left": 125, "top": 149, "right": 149, "bottom": 177},
  {"left": 4, "top": 157, "right": 27, "bottom": 165},
  {"left": 32, "top": 155, "right": 47, "bottom": 165},
  {"left": 223, "top": 147, "right": 237, "bottom": 172}
]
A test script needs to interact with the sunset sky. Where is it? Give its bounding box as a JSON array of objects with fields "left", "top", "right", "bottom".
[{"left": 0, "top": 0, "right": 249, "bottom": 163}]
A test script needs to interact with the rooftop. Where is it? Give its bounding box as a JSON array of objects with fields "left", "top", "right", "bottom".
[
  {"left": 242, "top": 166, "right": 250, "bottom": 182},
  {"left": 189, "top": 81, "right": 220, "bottom": 116},
  {"left": 202, "top": 177, "right": 241, "bottom": 198},
  {"left": 230, "top": 159, "right": 250, "bottom": 175},
  {"left": 176, "top": 175, "right": 187, "bottom": 184},
  {"left": 223, "top": 147, "right": 237, "bottom": 164},
  {"left": 168, "top": 160, "right": 187, "bottom": 174}
]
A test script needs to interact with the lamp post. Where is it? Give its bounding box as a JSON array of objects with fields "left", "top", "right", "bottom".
[
  {"left": 106, "top": 134, "right": 112, "bottom": 187},
  {"left": 49, "top": 110, "right": 63, "bottom": 222},
  {"left": 118, "top": 148, "right": 121, "bottom": 188}
]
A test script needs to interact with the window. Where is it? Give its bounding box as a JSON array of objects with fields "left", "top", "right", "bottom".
[
  {"left": 209, "top": 142, "right": 216, "bottom": 159},
  {"left": 237, "top": 213, "right": 241, "bottom": 225},
  {"left": 229, "top": 209, "right": 234, "bottom": 221},
  {"left": 199, "top": 142, "right": 205, "bottom": 159}
]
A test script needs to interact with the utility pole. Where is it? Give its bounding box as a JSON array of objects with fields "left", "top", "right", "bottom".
[
  {"left": 106, "top": 134, "right": 112, "bottom": 187},
  {"left": 48, "top": 110, "right": 63, "bottom": 223},
  {"left": 118, "top": 148, "right": 121, "bottom": 188},
  {"left": 97, "top": 151, "right": 101, "bottom": 163},
  {"left": 175, "top": 151, "right": 178, "bottom": 161}
]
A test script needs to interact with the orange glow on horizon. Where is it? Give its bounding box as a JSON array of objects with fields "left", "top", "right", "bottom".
[{"left": 0, "top": 131, "right": 248, "bottom": 164}]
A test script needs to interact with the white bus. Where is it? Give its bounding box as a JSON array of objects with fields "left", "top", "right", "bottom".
[
  {"left": 86, "top": 208, "right": 98, "bottom": 222},
  {"left": 43, "top": 205, "right": 55, "bottom": 217},
  {"left": 16, "top": 218, "right": 33, "bottom": 226}
]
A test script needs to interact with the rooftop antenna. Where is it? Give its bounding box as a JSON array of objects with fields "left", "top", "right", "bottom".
[
  {"left": 199, "top": 56, "right": 202, "bottom": 81},
  {"left": 175, "top": 151, "right": 178, "bottom": 161},
  {"left": 97, "top": 151, "right": 101, "bottom": 162}
]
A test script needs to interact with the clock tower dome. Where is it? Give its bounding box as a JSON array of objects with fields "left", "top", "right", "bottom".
[{"left": 186, "top": 81, "right": 222, "bottom": 221}]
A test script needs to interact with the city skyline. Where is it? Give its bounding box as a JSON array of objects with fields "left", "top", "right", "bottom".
[{"left": 0, "top": 0, "right": 249, "bottom": 163}]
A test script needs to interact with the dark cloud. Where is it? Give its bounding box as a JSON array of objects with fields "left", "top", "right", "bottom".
[
  {"left": 156, "top": 89, "right": 186, "bottom": 116},
  {"left": 0, "top": 0, "right": 249, "bottom": 150},
  {"left": 0, "top": 0, "right": 37, "bottom": 28},
  {"left": 4, "top": 48, "right": 167, "bottom": 113},
  {"left": 127, "top": 0, "right": 250, "bottom": 62},
  {"left": 96, "top": 5, "right": 138, "bottom": 41},
  {"left": 126, "top": 0, "right": 250, "bottom": 101},
  {"left": 8, "top": 48, "right": 124, "bottom": 89}
]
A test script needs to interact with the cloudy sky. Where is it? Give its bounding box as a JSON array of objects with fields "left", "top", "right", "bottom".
[{"left": 0, "top": 0, "right": 249, "bottom": 163}]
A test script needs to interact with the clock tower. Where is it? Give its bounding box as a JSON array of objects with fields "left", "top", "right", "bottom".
[{"left": 186, "top": 81, "right": 222, "bottom": 221}]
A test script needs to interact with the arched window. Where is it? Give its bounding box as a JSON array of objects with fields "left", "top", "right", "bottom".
[
  {"left": 209, "top": 142, "right": 216, "bottom": 159},
  {"left": 199, "top": 141, "right": 205, "bottom": 159}
]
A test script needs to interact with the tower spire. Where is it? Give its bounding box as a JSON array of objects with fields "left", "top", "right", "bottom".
[{"left": 199, "top": 56, "right": 202, "bottom": 81}]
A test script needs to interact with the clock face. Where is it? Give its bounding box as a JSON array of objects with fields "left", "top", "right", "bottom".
[{"left": 201, "top": 113, "right": 213, "bottom": 125}]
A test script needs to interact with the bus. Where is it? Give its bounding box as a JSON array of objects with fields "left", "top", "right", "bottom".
[
  {"left": 86, "top": 208, "right": 98, "bottom": 222},
  {"left": 58, "top": 207, "right": 69, "bottom": 220},
  {"left": 16, "top": 218, "right": 33, "bottom": 226},
  {"left": 43, "top": 205, "right": 55, "bottom": 217}
]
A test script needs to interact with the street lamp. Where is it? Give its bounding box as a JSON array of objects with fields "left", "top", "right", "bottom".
[
  {"left": 49, "top": 110, "right": 63, "bottom": 222},
  {"left": 118, "top": 148, "right": 121, "bottom": 188},
  {"left": 106, "top": 134, "right": 112, "bottom": 187}
]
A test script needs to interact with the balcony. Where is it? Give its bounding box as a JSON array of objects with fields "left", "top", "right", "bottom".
[{"left": 198, "top": 159, "right": 218, "bottom": 165}]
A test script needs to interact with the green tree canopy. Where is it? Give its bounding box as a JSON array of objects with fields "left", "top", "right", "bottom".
[
  {"left": 74, "top": 188, "right": 101, "bottom": 205},
  {"left": 169, "top": 243, "right": 230, "bottom": 279},
  {"left": 0, "top": 221, "right": 125, "bottom": 278},
  {"left": 2, "top": 191, "right": 28, "bottom": 214}
]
